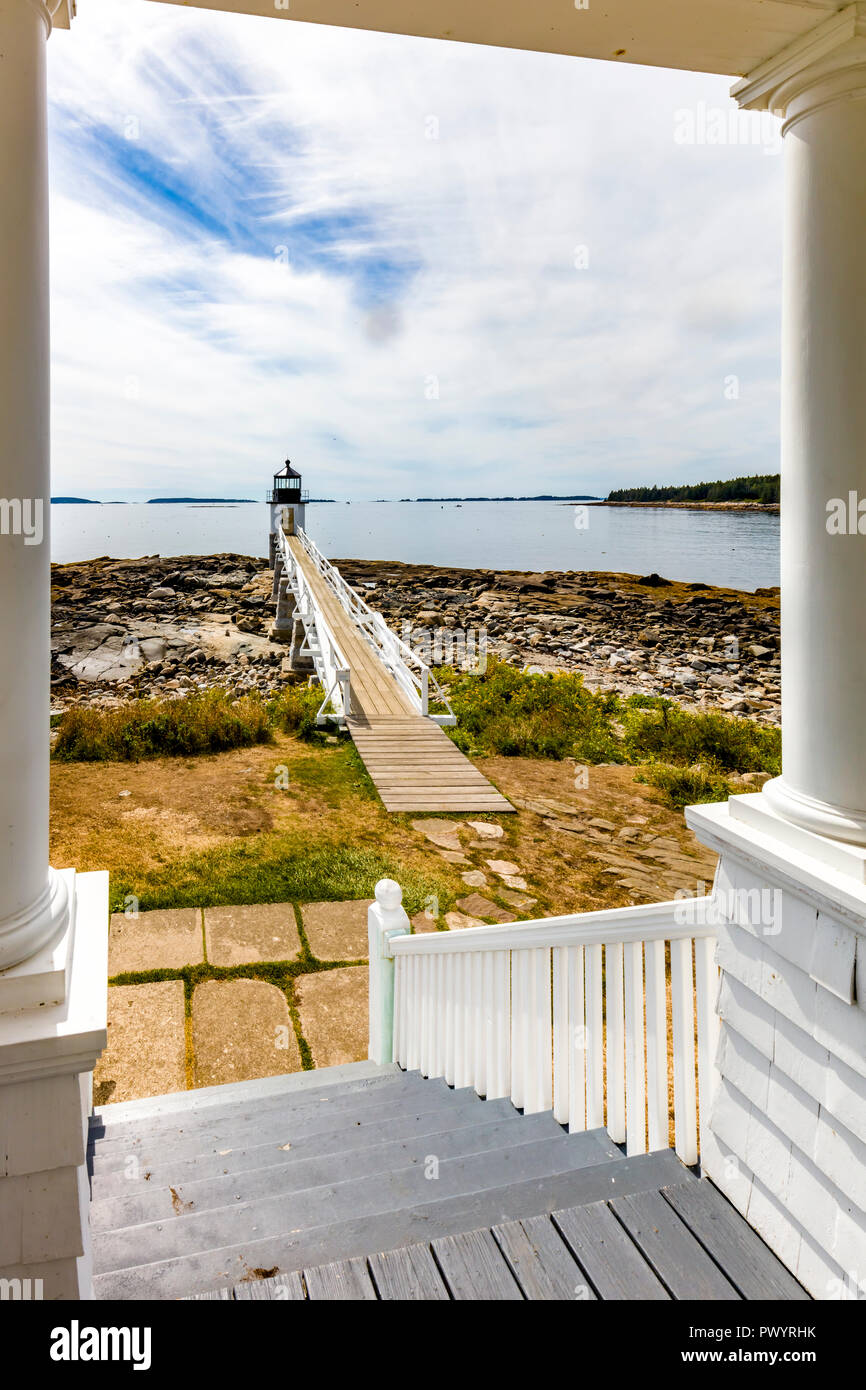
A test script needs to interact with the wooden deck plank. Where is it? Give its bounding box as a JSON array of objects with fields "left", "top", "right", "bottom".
[
  {"left": 661, "top": 1181, "right": 810, "bottom": 1300},
  {"left": 553, "top": 1201, "right": 671, "bottom": 1300},
  {"left": 492, "top": 1214, "right": 597, "bottom": 1300},
  {"left": 303, "top": 1256, "right": 378, "bottom": 1301},
  {"left": 611, "top": 1189, "right": 741, "bottom": 1301},
  {"left": 233, "top": 1269, "right": 306, "bottom": 1301},
  {"left": 432, "top": 1229, "right": 523, "bottom": 1300},
  {"left": 286, "top": 538, "right": 512, "bottom": 810},
  {"left": 368, "top": 1244, "right": 450, "bottom": 1300}
]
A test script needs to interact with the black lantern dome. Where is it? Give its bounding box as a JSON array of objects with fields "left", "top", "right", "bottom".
[{"left": 268, "top": 460, "right": 307, "bottom": 505}]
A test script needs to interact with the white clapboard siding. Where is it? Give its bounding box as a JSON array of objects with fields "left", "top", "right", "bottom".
[{"left": 388, "top": 896, "right": 717, "bottom": 1165}]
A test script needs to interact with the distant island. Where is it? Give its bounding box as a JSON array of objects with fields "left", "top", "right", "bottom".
[
  {"left": 147, "top": 497, "right": 256, "bottom": 504},
  {"left": 606, "top": 474, "right": 779, "bottom": 506},
  {"left": 51, "top": 496, "right": 99, "bottom": 504}
]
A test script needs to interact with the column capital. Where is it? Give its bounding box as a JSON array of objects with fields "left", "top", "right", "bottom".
[
  {"left": 732, "top": 1, "right": 866, "bottom": 129},
  {"left": 17, "top": 0, "right": 74, "bottom": 38}
]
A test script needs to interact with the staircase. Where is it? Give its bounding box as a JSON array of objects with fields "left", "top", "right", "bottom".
[{"left": 90, "top": 1061, "right": 709, "bottom": 1301}]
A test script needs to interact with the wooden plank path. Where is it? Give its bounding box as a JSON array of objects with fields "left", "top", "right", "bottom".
[
  {"left": 288, "top": 536, "right": 512, "bottom": 813},
  {"left": 199, "top": 1180, "right": 809, "bottom": 1301}
]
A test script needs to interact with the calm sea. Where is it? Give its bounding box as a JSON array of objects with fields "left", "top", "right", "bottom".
[{"left": 50, "top": 501, "right": 780, "bottom": 592}]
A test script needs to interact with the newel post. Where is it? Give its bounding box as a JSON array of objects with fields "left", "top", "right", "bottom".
[{"left": 368, "top": 879, "right": 410, "bottom": 1066}]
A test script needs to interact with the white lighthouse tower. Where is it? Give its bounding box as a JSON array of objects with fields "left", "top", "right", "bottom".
[{"left": 267, "top": 459, "right": 307, "bottom": 568}]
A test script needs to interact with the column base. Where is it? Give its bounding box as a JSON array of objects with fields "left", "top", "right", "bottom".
[
  {"left": 0, "top": 866, "right": 71, "bottom": 977},
  {"left": 760, "top": 776, "right": 866, "bottom": 852},
  {"left": 0, "top": 869, "right": 108, "bottom": 1299},
  {"left": 688, "top": 795, "right": 866, "bottom": 1298}
]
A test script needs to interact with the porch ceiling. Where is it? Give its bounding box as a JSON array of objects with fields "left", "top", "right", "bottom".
[{"left": 144, "top": 0, "right": 841, "bottom": 78}]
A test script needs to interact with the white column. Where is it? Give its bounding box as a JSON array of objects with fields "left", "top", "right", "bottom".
[
  {"left": 0, "top": 0, "right": 69, "bottom": 969},
  {"left": 734, "top": 4, "right": 866, "bottom": 845}
]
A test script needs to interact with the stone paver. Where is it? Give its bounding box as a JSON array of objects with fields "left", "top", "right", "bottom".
[
  {"left": 301, "top": 899, "right": 370, "bottom": 960},
  {"left": 445, "top": 911, "right": 485, "bottom": 930},
  {"left": 485, "top": 859, "right": 522, "bottom": 877},
  {"left": 295, "top": 966, "right": 369, "bottom": 1069},
  {"left": 108, "top": 908, "right": 203, "bottom": 974},
  {"left": 411, "top": 910, "right": 439, "bottom": 934},
  {"left": 192, "top": 979, "right": 301, "bottom": 1087},
  {"left": 204, "top": 902, "right": 301, "bottom": 966},
  {"left": 456, "top": 893, "right": 514, "bottom": 924},
  {"left": 411, "top": 818, "right": 462, "bottom": 851},
  {"left": 461, "top": 870, "right": 488, "bottom": 888},
  {"left": 93, "top": 981, "right": 187, "bottom": 1105},
  {"left": 466, "top": 821, "right": 504, "bottom": 839}
]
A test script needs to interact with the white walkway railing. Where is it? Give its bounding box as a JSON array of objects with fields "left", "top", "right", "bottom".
[
  {"left": 285, "top": 525, "right": 456, "bottom": 725},
  {"left": 368, "top": 882, "right": 719, "bottom": 1166},
  {"left": 274, "top": 522, "right": 352, "bottom": 723}
]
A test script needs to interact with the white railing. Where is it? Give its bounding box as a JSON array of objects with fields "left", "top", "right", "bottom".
[
  {"left": 292, "top": 527, "right": 456, "bottom": 725},
  {"left": 368, "top": 882, "right": 719, "bottom": 1166},
  {"left": 275, "top": 523, "right": 351, "bottom": 723}
]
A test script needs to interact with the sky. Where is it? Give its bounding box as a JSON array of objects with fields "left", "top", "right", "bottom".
[{"left": 47, "top": 0, "right": 785, "bottom": 502}]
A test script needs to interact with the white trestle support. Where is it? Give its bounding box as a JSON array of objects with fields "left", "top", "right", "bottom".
[{"left": 0, "top": 0, "right": 108, "bottom": 1298}]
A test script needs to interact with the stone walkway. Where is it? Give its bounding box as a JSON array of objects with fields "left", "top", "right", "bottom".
[{"left": 95, "top": 900, "right": 374, "bottom": 1105}]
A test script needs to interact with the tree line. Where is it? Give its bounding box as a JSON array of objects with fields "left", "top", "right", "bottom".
[{"left": 607, "top": 474, "right": 779, "bottom": 504}]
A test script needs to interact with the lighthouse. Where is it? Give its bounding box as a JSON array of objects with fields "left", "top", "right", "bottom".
[{"left": 267, "top": 460, "right": 306, "bottom": 568}]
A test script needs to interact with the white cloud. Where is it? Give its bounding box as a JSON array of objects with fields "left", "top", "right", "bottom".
[{"left": 46, "top": 0, "right": 783, "bottom": 500}]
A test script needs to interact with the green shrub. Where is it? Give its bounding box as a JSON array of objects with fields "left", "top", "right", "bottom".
[
  {"left": 441, "top": 659, "right": 623, "bottom": 763},
  {"left": 622, "top": 703, "right": 781, "bottom": 775},
  {"left": 53, "top": 691, "right": 273, "bottom": 762},
  {"left": 634, "top": 762, "right": 734, "bottom": 809},
  {"left": 269, "top": 683, "right": 326, "bottom": 741}
]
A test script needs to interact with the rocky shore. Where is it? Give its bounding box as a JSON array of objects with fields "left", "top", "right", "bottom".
[{"left": 50, "top": 553, "right": 780, "bottom": 724}]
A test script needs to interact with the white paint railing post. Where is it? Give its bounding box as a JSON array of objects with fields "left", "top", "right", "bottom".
[{"left": 368, "top": 879, "right": 410, "bottom": 1066}]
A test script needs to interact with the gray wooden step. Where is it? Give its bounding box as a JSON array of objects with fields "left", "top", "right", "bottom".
[
  {"left": 94, "top": 1148, "right": 693, "bottom": 1301},
  {"left": 89, "top": 1077, "right": 478, "bottom": 1177},
  {"left": 90, "top": 1093, "right": 544, "bottom": 1201},
  {"left": 89, "top": 1065, "right": 432, "bottom": 1156},
  {"left": 91, "top": 1060, "right": 396, "bottom": 1135},
  {"left": 194, "top": 1178, "right": 806, "bottom": 1302},
  {"left": 93, "top": 1127, "right": 620, "bottom": 1276},
  {"left": 90, "top": 1109, "right": 571, "bottom": 1231}
]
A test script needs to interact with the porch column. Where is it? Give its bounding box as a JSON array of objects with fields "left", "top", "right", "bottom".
[
  {"left": 735, "top": 4, "right": 866, "bottom": 844},
  {"left": 0, "top": 0, "right": 69, "bottom": 968},
  {"left": 686, "top": 6, "right": 866, "bottom": 1298},
  {"left": 0, "top": 0, "right": 108, "bottom": 1299}
]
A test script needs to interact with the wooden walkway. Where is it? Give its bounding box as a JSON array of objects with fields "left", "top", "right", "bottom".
[
  {"left": 198, "top": 1180, "right": 808, "bottom": 1301},
  {"left": 289, "top": 537, "right": 512, "bottom": 813}
]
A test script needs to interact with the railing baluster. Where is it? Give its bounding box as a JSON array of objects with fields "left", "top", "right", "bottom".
[
  {"left": 671, "top": 937, "right": 698, "bottom": 1165},
  {"left": 418, "top": 953, "right": 429, "bottom": 1077},
  {"left": 624, "top": 940, "right": 647, "bottom": 1155},
  {"left": 552, "top": 946, "right": 569, "bottom": 1124},
  {"left": 695, "top": 936, "right": 719, "bottom": 1155},
  {"left": 510, "top": 949, "right": 527, "bottom": 1111},
  {"left": 481, "top": 951, "right": 494, "bottom": 1098},
  {"left": 644, "top": 937, "right": 668, "bottom": 1153},
  {"left": 454, "top": 952, "right": 469, "bottom": 1090},
  {"left": 605, "top": 941, "right": 626, "bottom": 1143},
  {"left": 432, "top": 951, "right": 445, "bottom": 1080},
  {"left": 489, "top": 949, "right": 510, "bottom": 1100},
  {"left": 585, "top": 944, "right": 604, "bottom": 1130},
  {"left": 471, "top": 952, "right": 485, "bottom": 1096},
  {"left": 394, "top": 955, "right": 406, "bottom": 1068},
  {"left": 406, "top": 957, "right": 420, "bottom": 1073},
  {"left": 568, "top": 945, "right": 586, "bottom": 1133},
  {"left": 524, "top": 947, "right": 552, "bottom": 1115},
  {"left": 444, "top": 952, "right": 455, "bottom": 1087}
]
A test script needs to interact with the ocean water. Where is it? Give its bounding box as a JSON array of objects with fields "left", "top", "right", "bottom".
[{"left": 50, "top": 500, "right": 780, "bottom": 592}]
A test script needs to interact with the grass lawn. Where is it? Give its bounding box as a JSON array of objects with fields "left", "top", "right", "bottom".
[{"left": 50, "top": 731, "right": 719, "bottom": 920}]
